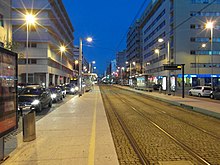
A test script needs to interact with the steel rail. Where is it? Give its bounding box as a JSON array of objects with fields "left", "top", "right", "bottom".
[
  {"left": 101, "top": 88, "right": 151, "bottom": 165},
  {"left": 118, "top": 90, "right": 220, "bottom": 140},
  {"left": 110, "top": 87, "right": 211, "bottom": 165}
]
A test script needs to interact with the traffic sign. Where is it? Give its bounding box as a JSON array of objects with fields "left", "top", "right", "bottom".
[{"left": 163, "top": 64, "right": 182, "bottom": 70}]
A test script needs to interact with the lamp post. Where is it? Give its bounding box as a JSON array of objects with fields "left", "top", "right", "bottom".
[
  {"left": 154, "top": 49, "right": 160, "bottom": 84},
  {"left": 158, "top": 38, "right": 171, "bottom": 94},
  {"left": 197, "top": 43, "right": 206, "bottom": 76},
  {"left": 121, "top": 67, "right": 124, "bottom": 85},
  {"left": 79, "top": 37, "right": 92, "bottom": 96},
  {"left": 206, "top": 21, "right": 214, "bottom": 88},
  {"left": 25, "top": 13, "right": 36, "bottom": 84},
  {"left": 126, "top": 61, "right": 135, "bottom": 86},
  {"left": 60, "top": 45, "right": 66, "bottom": 84},
  {"left": 89, "top": 61, "right": 95, "bottom": 73}
]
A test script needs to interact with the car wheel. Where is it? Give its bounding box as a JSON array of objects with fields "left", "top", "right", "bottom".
[
  {"left": 60, "top": 96, "right": 63, "bottom": 101},
  {"left": 198, "top": 93, "right": 201, "bottom": 97},
  {"left": 210, "top": 94, "right": 214, "bottom": 99},
  {"left": 48, "top": 100, "right": 52, "bottom": 108},
  {"left": 189, "top": 92, "right": 192, "bottom": 96}
]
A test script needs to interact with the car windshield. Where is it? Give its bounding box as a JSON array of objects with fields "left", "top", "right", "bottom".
[
  {"left": 66, "top": 84, "right": 75, "bottom": 88},
  {"left": 58, "top": 86, "right": 65, "bottom": 90},
  {"left": 49, "top": 88, "right": 58, "bottom": 92},
  {"left": 19, "top": 88, "right": 43, "bottom": 95}
]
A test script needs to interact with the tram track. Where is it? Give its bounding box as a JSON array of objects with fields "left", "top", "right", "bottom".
[
  {"left": 103, "top": 89, "right": 150, "bottom": 165},
  {"left": 100, "top": 85, "right": 220, "bottom": 165},
  {"left": 116, "top": 89, "right": 220, "bottom": 140},
  {"left": 110, "top": 90, "right": 211, "bottom": 164}
]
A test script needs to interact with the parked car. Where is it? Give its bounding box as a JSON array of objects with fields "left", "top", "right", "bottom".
[
  {"left": 188, "top": 86, "right": 212, "bottom": 97},
  {"left": 152, "top": 84, "right": 162, "bottom": 90},
  {"left": 57, "top": 85, "right": 66, "bottom": 98},
  {"left": 65, "top": 83, "right": 78, "bottom": 94},
  {"left": 49, "top": 87, "right": 63, "bottom": 103},
  {"left": 210, "top": 87, "right": 220, "bottom": 99},
  {"left": 18, "top": 85, "right": 52, "bottom": 112}
]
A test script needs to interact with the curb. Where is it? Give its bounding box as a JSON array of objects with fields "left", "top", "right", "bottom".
[{"left": 114, "top": 85, "right": 220, "bottom": 120}]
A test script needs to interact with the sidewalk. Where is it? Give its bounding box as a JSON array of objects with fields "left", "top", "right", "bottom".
[
  {"left": 3, "top": 86, "right": 119, "bottom": 165},
  {"left": 115, "top": 85, "right": 220, "bottom": 119}
]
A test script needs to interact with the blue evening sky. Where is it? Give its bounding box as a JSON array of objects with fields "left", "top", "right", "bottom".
[{"left": 63, "top": 0, "right": 150, "bottom": 75}]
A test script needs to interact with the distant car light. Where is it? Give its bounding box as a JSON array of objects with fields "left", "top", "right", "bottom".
[
  {"left": 51, "top": 93, "right": 57, "bottom": 99},
  {"left": 70, "top": 88, "right": 75, "bottom": 92},
  {"left": 31, "top": 100, "right": 40, "bottom": 105},
  {"left": 75, "top": 86, "right": 79, "bottom": 91}
]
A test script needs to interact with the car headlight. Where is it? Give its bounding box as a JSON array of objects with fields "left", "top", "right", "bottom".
[
  {"left": 70, "top": 88, "right": 75, "bottom": 92},
  {"left": 31, "top": 100, "right": 40, "bottom": 105},
  {"left": 51, "top": 93, "right": 57, "bottom": 99},
  {"left": 75, "top": 86, "right": 79, "bottom": 91}
]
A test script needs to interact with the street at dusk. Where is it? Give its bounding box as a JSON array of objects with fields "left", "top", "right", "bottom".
[{"left": 0, "top": 0, "right": 220, "bottom": 164}]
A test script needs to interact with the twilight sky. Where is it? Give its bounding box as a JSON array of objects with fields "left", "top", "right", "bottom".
[{"left": 63, "top": 0, "right": 150, "bottom": 75}]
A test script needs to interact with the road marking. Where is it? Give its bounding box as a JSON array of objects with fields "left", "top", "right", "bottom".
[{"left": 88, "top": 92, "right": 97, "bottom": 165}]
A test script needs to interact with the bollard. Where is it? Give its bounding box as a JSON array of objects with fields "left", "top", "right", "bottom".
[{"left": 22, "top": 110, "right": 36, "bottom": 142}]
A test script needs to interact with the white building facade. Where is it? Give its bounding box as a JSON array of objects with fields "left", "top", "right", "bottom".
[
  {"left": 141, "top": 0, "right": 220, "bottom": 90},
  {"left": 12, "top": 0, "right": 75, "bottom": 87}
]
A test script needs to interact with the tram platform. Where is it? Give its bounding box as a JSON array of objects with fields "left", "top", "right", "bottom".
[
  {"left": 3, "top": 86, "right": 119, "bottom": 165},
  {"left": 115, "top": 85, "right": 220, "bottom": 119}
]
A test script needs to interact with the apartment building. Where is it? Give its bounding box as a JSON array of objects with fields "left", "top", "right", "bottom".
[
  {"left": 140, "top": 0, "right": 220, "bottom": 89},
  {"left": 0, "top": 0, "right": 12, "bottom": 48},
  {"left": 126, "top": 21, "right": 142, "bottom": 76},
  {"left": 116, "top": 50, "right": 126, "bottom": 68},
  {"left": 12, "top": 0, "right": 75, "bottom": 87}
]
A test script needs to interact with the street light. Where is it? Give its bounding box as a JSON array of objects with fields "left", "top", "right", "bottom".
[
  {"left": 206, "top": 21, "right": 214, "bottom": 88},
  {"left": 154, "top": 49, "right": 160, "bottom": 84},
  {"left": 126, "top": 61, "right": 136, "bottom": 86},
  {"left": 89, "top": 61, "right": 96, "bottom": 73},
  {"left": 79, "top": 37, "right": 93, "bottom": 96},
  {"left": 196, "top": 43, "right": 206, "bottom": 75},
  {"left": 25, "top": 13, "right": 36, "bottom": 84},
  {"left": 158, "top": 38, "right": 171, "bottom": 94},
  {"left": 59, "top": 45, "right": 66, "bottom": 84},
  {"left": 121, "top": 67, "right": 124, "bottom": 85}
]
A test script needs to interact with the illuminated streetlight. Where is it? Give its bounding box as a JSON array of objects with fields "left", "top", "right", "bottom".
[
  {"left": 197, "top": 43, "right": 206, "bottom": 76},
  {"left": 157, "top": 38, "right": 171, "bottom": 93},
  {"left": 90, "top": 61, "right": 96, "bottom": 73},
  {"left": 120, "top": 67, "right": 125, "bottom": 85},
  {"left": 79, "top": 37, "right": 93, "bottom": 96},
  {"left": 59, "top": 45, "right": 66, "bottom": 84},
  {"left": 158, "top": 38, "right": 164, "bottom": 43},
  {"left": 25, "top": 13, "right": 36, "bottom": 84},
  {"left": 205, "top": 21, "right": 214, "bottom": 88},
  {"left": 154, "top": 49, "right": 160, "bottom": 84},
  {"left": 25, "top": 14, "right": 36, "bottom": 25},
  {"left": 60, "top": 45, "right": 66, "bottom": 52},
  {"left": 126, "top": 61, "right": 136, "bottom": 86}
]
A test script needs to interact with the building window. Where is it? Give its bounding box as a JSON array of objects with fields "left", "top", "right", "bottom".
[
  {"left": 18, "top": 59, "right": 26, "bottom": 64},
  {"left": 25, "top": 42, "right": 37, "bottom": 48},
  {"left": 0, "top": 14, "right": 4, "bottom": 27},
  {"left": 28, "top": 59, "right": 37, "bottom": 64},
  {"left": 31, "top": 43, "right": 37, "bottom": 47},
  {"left": 28, "top": 73, "right": 34, "bottom": 84}
]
